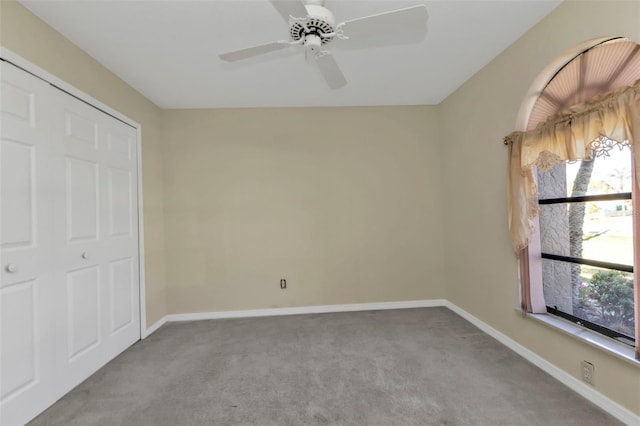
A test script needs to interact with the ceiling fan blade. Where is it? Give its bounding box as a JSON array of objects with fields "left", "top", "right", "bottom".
[
  {"left": 315, "top": 53, "right": 347, "bottom": 89},
  {"left": 219, "top": 41, "right": 291, "bottom": 62},
  {"left": 269, "top": 0, "right": 308, "bottom": 22},
  {"left": 339, "top": 5, "right": 428, "bottom": 40}
]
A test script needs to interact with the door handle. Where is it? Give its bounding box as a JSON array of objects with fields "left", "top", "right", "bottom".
[
  {"left": 5, "top": 263, "right": 17, "bottom": 273},
  {"left": 82, "top": 252, "right": 89, "bottom": 259}
]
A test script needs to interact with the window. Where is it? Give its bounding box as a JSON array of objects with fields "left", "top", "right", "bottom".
[
  {"left": 505, "top": 37, "right": 640, "bottom": 359},
  {"left": 537, "top": 140, "right": 634, "bottom": 343}
]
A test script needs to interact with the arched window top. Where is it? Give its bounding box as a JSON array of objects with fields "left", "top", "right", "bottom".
[{"left": 527, "top": 38, "right": 640, "bottom": 130}]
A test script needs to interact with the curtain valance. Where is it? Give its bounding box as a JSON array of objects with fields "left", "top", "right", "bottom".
[{"left": 505, "top": 79, "right": 640, "bottom": 254}]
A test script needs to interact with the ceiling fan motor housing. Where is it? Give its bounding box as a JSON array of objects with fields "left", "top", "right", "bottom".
[{"left": 290, "top": 5, "right": 336, "bottom": 46}]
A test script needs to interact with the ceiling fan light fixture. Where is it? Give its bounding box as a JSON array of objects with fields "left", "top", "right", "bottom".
[{"left": 218, "top": 1, "right": 429, "bottom": 89}]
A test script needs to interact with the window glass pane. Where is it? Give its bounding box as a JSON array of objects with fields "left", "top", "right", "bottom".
[
  {"left": 539, "top": 200, "right": 633, "bottom": 265},
  {"left": 542, "top": 259, "right": 635, "bottom": 339},
  {"left": 537, "top": 144, "right": 632, "bottom": 199}
]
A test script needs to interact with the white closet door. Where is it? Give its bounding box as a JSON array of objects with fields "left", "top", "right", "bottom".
[
  {"left": 100, "top": 110, "right": 140, "bottom": 352},
  {"left": 0, "top": 61, "right": 61, "bottom": 426},
  {"left": 0, "top": 60, "right": 141, "bottom": 425},
  {"left": 51, "top": 87, "right": 140, "bottom": 393}
]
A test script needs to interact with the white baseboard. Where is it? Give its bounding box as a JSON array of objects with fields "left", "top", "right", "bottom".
[
  {"left": 444, "top": 302, "right": 639, "bottom": 426},
  {"left": 166, "top": 299, "right": 447, "bottom": 322},
  {"left": 142, "top": 316, "right": 167, "bottom": 338}
]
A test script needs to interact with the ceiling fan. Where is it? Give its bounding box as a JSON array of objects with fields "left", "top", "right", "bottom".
[{"left": 219, "top": 0, "right": 429, "bottom": 89}]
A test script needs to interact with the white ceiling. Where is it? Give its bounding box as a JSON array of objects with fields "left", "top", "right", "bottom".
[{"left": 20, "top": 0, "right": 562, "bottom": 109}]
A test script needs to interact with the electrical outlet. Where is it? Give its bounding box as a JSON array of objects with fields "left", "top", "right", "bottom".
[
  {"left": 581, "top": 360, "right": 595, "bottom": 385},
  {"left": 280, "top": 278, "right": 286, "bottom": 289}
]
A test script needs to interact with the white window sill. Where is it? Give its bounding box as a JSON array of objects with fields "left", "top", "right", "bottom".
[{"left": 517, "top": 309, "right": 639, "bottom": 367}]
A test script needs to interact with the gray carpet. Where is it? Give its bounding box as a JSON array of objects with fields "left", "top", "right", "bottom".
[{"left": 29, "top": 307, "right": 620, "bottom": 425}]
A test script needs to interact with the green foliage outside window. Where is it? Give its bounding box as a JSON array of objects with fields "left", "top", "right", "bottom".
[{"left": 579, "top": 270, "right": 635, "bottom": 336}]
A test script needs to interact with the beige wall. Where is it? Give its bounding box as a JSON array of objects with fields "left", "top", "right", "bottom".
[
  {"left": 0, "top": 0, "right": 168, "bottom": 326},
  {"left": 162, "top": 107, "right": 445, "bottom": 313},
  {"left": 439, "top": 0, "right": 640, "bottom": 415}
]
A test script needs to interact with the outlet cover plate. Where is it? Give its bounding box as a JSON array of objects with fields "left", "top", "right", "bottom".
[{"left": 581, "top": 360, "right": 595, "bottom": 385}]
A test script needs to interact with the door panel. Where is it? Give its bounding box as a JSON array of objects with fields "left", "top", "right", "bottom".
[
  {"left": 108, "top": 167, "right": 133, "bottom": 238},
  {"left": 0, "top": 280, "right": 38, "bottom": 400},
  {"left": 109, "top": 258, "right": 134, "bottom": 333},
  {"left": 66, "top": 266, "right": 101, "bottom": 360},
  {"left": 0, "top": 79, "right": 35, "bottom": 127},
  {"left": 66, "top": 157, "right": 99, "bottom": 242},
  {"left": 65, "top": 111, "right": 98, "bottom": 151},
  {"left": 1, "top": 140, "right": 35, "bottom": 249},
  {"left": 107, "top": 129, "right": 132, "bottom": 162}
]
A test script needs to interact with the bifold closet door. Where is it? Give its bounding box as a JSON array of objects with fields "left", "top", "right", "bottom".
[
  {"left": 1, "top": 60, "right": 141, "bottom": 426},
  {"left": 1, "top": 59, "right": 62, "bottom": 426},
  {"left": 51, "top": 80, "right": 140, "bottom": 392}
]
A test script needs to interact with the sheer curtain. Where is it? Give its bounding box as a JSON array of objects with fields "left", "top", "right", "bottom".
[{"left": 504, "top": 79, "right": 640, "bottom": 359}]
